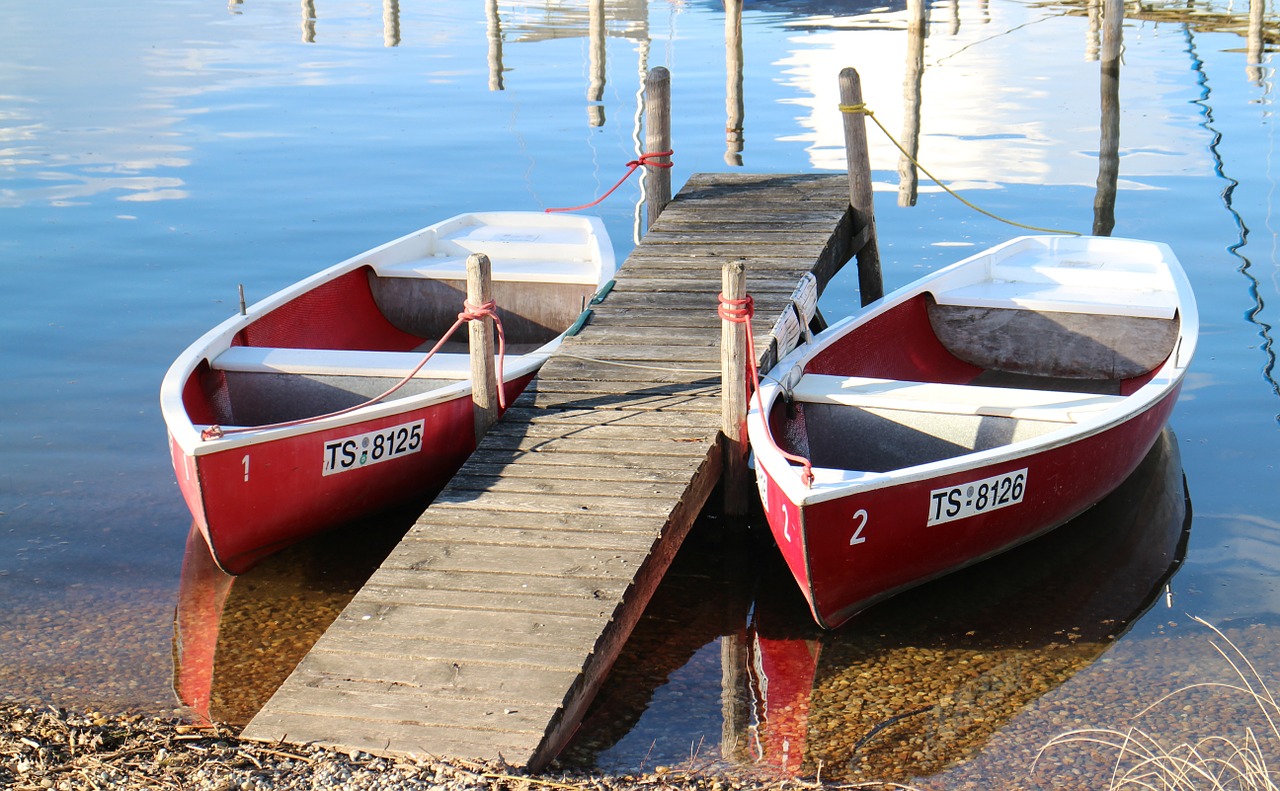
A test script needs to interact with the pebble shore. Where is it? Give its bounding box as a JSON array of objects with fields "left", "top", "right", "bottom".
[{"left": 0, "top": 705, "right": 909, "bottom": 791}]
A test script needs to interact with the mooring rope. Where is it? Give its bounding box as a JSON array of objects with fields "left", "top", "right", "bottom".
[
  {"left": 839, "top": 102, "right": 1081, "bottom": 236},
  {"left": 544, "top": 150, "right": 674, "bottom": 214},
  {"left": 718, "top": 292, "right": 815, "bottom": 487},
  {"left": 200, "top": 299, "right": 507, "bottom": 441}
]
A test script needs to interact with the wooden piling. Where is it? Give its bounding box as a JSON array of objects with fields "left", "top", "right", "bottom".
[
  {"left": 720, "top": 259, "right": 749, "bottom": 516},
  {"left": 644, "top": 67, "right": 672, "bottom": 230},
  {"left": 467, "top": 253, "right": 499, "bottom": 442},
  {"left": 839, "top": 67, "right": 884, "bottom": 305}
]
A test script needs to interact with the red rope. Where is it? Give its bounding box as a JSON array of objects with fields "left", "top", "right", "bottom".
[
  {"left": 719, "top": 291, "right": 815, "bottom": 488},
  {"left": 544, "top": 150, "right": 674, "bottom": 213},
  {"left": 200, "top": 299, "right": 507, "bottom": 441}
]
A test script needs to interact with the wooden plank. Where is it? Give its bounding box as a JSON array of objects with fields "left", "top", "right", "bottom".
[
  {"left": 375, "top": 538, "right": 655, "bottom": 581},
  {"left": 353, "top": 582, "right": 633, "bottom": 619},
  {"left": 401, "top": 523, "right": 659, "bottom": 552},
  {"left": 430, "top": 489, "right": 689, "bottom": 519},
  {"left": 366, "top": 566, "right": 632, "bottom": 600}
]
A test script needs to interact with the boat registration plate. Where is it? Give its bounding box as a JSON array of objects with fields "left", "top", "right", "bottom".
[
  {"left": 322, "top": 419, "right": 424, "bottom": 476},
  {"left": 927, "top": 468, "right": 1027, "bottom": 526}
]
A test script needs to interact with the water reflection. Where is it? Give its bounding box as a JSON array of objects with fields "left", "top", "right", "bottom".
[
  {"left": 733, "top": 429, "right": 1190, "bottom": 782},
  {"left": 563, "top": 430, "right": 1190, "bottom": 780},
  {"left": 171, "top": 507, "right": 413, "bottom": 724}
]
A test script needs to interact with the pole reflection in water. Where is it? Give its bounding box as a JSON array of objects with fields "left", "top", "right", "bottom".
[
  {"left": 1093, "top": 0, "right": 1124, "bottom": 236},
  {"left": 171, "top": 508, "right": 414, "bottom": 725},
  {"left": 735, "top": 429, "right": 1190, "bottom": 783},
  {"left": 898, "top": 0, "right": 927, "bottom": 207},
  {"left": 725, "top": 0, "right": 745, "bottom": 166}
]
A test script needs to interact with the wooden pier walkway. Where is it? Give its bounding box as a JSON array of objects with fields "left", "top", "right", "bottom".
[{"left": 241, "top": 172, "right": 860, "bottom": 768}]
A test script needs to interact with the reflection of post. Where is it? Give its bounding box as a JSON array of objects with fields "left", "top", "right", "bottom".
[
  {"left": 383, "top": 0, "right": 400, "bottom": 48},
  {"left": 301, "top": 0, "right": 316, "bottom": 43},
  {"left": 1093, "top": 0, "right": 1122, "bottom": 236},
  {"left": 644, "top": 68, "right": 672, "bottom": 230},
  {"left": 721, "top": 631, "right": 748, "bottom": 760},
  {"left": 588, "top": 0, "right": 606, "bottom": 127},
  {"left": 1085, "top": 0, "right": 1102, "bottom": 62},
  {"left": 725, "top": 0, "right": 745, "bottom": 166},
  {"left": 839, "top": 68, "right": 884, "bottom": 305},
  {"left": 1248, "top": 0, "right": 1266, "bottom": 85},
  {"left": 899, "top": 0, "right": 927, "bottom": 207},
  {"left": 486, "top": 0, "right": 504, "bottom": 91}
]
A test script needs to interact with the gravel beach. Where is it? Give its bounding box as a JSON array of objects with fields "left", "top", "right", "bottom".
[{"left": 0, "top": 704, "right": 909, "bottom": 791}]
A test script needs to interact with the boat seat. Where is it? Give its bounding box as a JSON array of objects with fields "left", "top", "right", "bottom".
[
  {"left": 371, "top": 255, "right": 600, "bottom": 285},
  {"left": 789, "top": 375, "right": 1126, "bottom": 424},
  {"left": 211, "top": 346, "right": 481, "bottom": 379},
  {"left": 930, "top": 259, "right": 1178, "bottom": 320}
]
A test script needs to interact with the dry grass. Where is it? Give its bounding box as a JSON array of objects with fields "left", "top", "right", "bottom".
[{"left": 1032, "top": 617, "right": 1280, "bottom": 791}]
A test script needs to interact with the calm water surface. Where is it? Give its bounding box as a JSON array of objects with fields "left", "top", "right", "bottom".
[{"left": 3, "top": 0, "right": 1280, "bottom": 786}]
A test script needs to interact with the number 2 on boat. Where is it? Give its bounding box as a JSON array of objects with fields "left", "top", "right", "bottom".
[{"left": 850, "top": 509, "right": 868, "bottom": 546}]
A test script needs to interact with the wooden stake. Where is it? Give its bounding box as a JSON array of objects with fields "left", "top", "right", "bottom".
[
  {"left": 467, "top": 253, "right": 499, "bottom": 443},
  {"left": 721, "top": 259, "right": 750, "bottom": 516},
  {"left": 839, "top": 67, "right": 884, "bottom": 305},
  {"left": 644, "top": 67, "right": 672, "bottom": 230}
]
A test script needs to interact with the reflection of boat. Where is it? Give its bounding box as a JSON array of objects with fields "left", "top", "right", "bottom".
[
  {"left": 738, "top": 428, "right": 1191, "bottom": 782},
  {"left": 747, "top": 235, "right": 1197, "bottom": 628},
  {"left": 160, "top": 211, "right": 615, "bottom": 574},
  {"left": 172, "top": 515, "right": 408, "bottom": 724}
]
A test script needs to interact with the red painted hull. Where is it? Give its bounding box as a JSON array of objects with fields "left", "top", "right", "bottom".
[
  {"left": 169, "top": 374, "right": 531, "bottom": 574},
  {"left": 760, "top": 387, "right": 1178, "bottom": 628}
]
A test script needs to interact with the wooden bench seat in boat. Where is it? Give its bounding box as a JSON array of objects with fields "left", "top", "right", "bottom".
[
  {"left": 930, "top": 253, "right": 1179, "bottom": 320},
  {"left": 371, "top": 256, "right": 600, "bottom": 285},
  {"left": 789, "top": 375, "right": 1126, "bottom": 424},
  {"left": 211, "top": 346, "right": 480, "bottom": 380}
]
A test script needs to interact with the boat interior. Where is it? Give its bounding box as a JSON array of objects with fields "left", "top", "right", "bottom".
[
  {"left": 184, "top": 266, "right": 601, "bottom": 428},
  {"left": 774, "top": 290, "right": 1183, "bottom": 474}
]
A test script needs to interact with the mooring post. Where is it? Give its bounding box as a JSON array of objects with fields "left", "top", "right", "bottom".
[
  {"left": 839, "top": 67, "right": 884, "bottom": 305},
  {"left": 644, "top": 67, "right": 672, "bottom": 230},
  {"left": 721, "top": 259, "right": 750, "bottom": 516},
  {"left": 467, "top": 253, "right": 500, "bottom": 443}
]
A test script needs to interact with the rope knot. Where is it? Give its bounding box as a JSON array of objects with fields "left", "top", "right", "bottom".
[
  {"left": 459, "top": 299, "right": 498, "bottom": 323},
  {"left": 200, "top": 425, "right": 224, "bottom": 440},
  {"left": 838, "top": 102, "right": 872, "bottom": 116},
  {"left": 628, "top": 150, "right": 674, "bottom": 170},
  {"left": 717, "top": 293, "right": 753, "bottom": 322}
]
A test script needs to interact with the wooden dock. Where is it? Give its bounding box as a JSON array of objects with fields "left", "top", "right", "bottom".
[{"left": 241, "top": 172, "right": 860, "bottom": 768}]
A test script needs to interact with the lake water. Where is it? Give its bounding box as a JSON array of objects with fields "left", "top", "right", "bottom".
[{"left": 4, "top": 0, "right": 1280, "bottom": 786}]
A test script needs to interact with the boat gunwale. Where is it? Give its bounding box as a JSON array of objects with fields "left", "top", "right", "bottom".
[
  {"left": 161, "top": 211, "right": 614, "bottom": 457},
  {"left": 747, "top": 235, "right": 1200, "bottom": 509}
]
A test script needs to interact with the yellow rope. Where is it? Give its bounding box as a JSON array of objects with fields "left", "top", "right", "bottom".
[{"left": 838, "top": 102, "right": 1081, "bottom": 236}]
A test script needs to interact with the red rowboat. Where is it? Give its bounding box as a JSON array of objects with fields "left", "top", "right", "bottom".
[
  {"left": 746, "top": 235, "right": 1197, "bottom": 629},
  {"left": 161, "top": 211, "right": 615, "bottom": 574},
  {"left": 739, "top": 429, "right": 1190, "bottom": 778}
]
